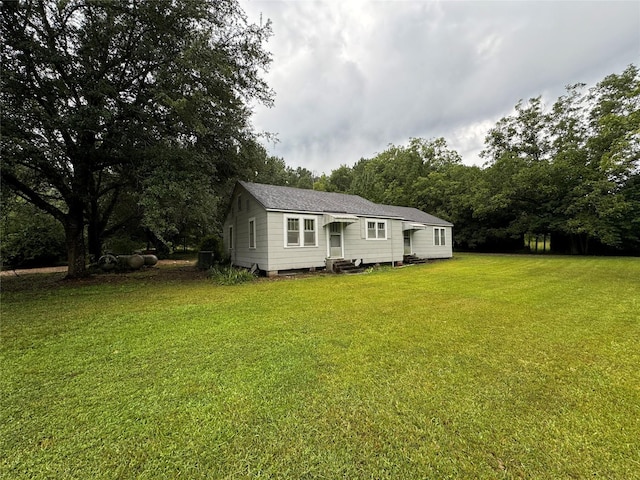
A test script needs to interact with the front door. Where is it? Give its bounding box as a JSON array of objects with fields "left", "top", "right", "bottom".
[
  {"left": 329, "top": 223, "right": 343, "bottom": 258},
  {"left": 403, "top": 230, "right": 412, "bottom": 255}
]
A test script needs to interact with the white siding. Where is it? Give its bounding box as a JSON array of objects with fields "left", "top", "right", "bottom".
[
  {"left": 410, "top": 225, "right": 453, "bottom": 259},
  {"left": 224, "top": 192, "right": 269, "bottom": 269},
  {"left": 342, "top": 218, "right": 404, "bottom": 264},
  {"left": 263, "top": 212, "right": 326, "bottom": 271}
]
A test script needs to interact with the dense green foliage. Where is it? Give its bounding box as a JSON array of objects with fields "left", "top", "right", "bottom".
[
  {"left": 199, "top": 234, "right": 226, "bottom": 265},
  {"left": 0, "top": 194, "right": 66, "bottom": 268},
  {"left": 2, "top": 255, "right": 639, "bottom": 478},
  {"left": 1, "top": 0, "right": 273, "bottom": 276}
]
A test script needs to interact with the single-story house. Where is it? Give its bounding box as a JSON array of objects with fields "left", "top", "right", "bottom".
[{"left": 223, "top": 181, "right": 453, "bottom": 276}]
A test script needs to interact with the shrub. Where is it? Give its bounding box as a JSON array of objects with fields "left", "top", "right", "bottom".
[
  {"left": 207, "top": 265, "right": 255, "bottom": 285},
  {"left": 199, "top": 235, "right": 225, "bottom": 262},
  {"left": 1, "top": 202, "right": 66, "bottom": 269}
]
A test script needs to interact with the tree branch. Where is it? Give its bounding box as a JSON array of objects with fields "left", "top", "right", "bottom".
[{"left": 1, "top": 171, "right": 66, "bottom": 222}]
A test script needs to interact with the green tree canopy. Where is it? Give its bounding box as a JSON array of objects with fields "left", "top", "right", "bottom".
[
  {"left": 1, "top": 0, "right": 273, "bottom": 277},
  {"left": 481, "top": 65, "right": 639, "bottom": 253},
  {"left": 349, "top": 137, "right": 462, "bottom": 205}
]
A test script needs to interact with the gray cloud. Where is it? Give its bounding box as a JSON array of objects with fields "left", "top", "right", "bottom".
[{"left": 241, "top": 0, "right": 639, "bottom": 173}]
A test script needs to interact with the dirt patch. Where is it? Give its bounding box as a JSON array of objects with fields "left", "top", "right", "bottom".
[
  {"left": 1, "top": 259, "right": 196, "bottom": 277},
  {"left": 0, "top": 265, "right": 68, "bottom": 277},
  {"left": 1, "top": 259, "right": 206, "bottom": 292}
]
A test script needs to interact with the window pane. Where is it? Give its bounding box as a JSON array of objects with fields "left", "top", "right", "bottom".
[
  {"left": 249, "top": 220, "right": 255, "bottom": 248},
  {"left": 440, "top": 229, "right": 445, "bottom": 246},
  {"left": 367, "top": 221, "right": 376, "bottom": 238},
  {"left": 304, "top": 231, "right": 315, "bottom": 246},
  {"left": 304, "top": 219, "right": 315, "bottom": 246},
  {"left": 377, "top": 222, "right": 385, "bottom": 238},
  {"left": 288, "top": 231, "right": 299, "bottom": 245},
  {"left": 434, "top": 228, "right": 440, "bottom": 246},
  {"left": 287, "top": 218, "right": 299, "bottom": 246}
]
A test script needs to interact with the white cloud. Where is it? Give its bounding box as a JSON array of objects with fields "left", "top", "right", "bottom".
[{"left": 241, "top": 0, "right": 640, "bottom": 173}]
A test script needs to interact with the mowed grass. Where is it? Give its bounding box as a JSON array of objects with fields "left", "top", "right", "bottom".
[{"left": 1, "top": 255, "right": 639, "bottom": 479}]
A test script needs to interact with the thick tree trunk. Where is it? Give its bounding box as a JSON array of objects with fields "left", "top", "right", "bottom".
[{"left": 64, "top": 208, "right": 88, "bottom": 279}]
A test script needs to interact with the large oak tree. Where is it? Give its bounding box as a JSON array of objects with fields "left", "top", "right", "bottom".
[{"left": 1, "top": 0, "right": 272, "bottom": 277}]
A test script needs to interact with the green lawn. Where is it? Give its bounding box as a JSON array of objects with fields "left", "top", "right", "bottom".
[{"left": 1, "top": 254, "right": 639, "bottom": 479}]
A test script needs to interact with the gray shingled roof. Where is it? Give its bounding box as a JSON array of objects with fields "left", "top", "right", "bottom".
[
  {"left": 238, "top": 181, "right": 453, "bottom": 225},
  {"left": 379, "top": 205, "right": 453, "bottom": 227},
  {"left": 239, "top": 181, "right": 401, "bottom": 218}
]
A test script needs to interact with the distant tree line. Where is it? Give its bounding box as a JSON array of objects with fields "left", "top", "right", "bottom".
[{"left": 293, "top": 65, "right": 638, "bottom": 255}]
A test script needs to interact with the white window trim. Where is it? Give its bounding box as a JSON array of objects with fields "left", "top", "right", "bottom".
[
  {"left": 284, "top": 215, "right": 318, "bottom": 248},
  {"left": 434, "top": 227, "right": 446, "bottom": 246},
  {"left": 365, "top": 218, "right": 387, "bottom": 240},
  {"left": 248, "top": 217, "right": 256, "bottom": 249}
]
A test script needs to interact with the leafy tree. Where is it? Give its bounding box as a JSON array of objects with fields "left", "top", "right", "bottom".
[
  {"left": 618, "top": 173, "right": 640, "bottom": 253},
  {"left": 548, "top": 67, "right": 639, "bottom": 253},
  {"left": 479, "top": 97, "right": 555, "bottom": 249},
  {"left": 1, "top": 194, "right": 66, "bottom": 269},
  {"left": 251, "top": 155, "right": 290, "bottom": 186},
  {"left": 244, "top": 153, "right": 319, "bottom": 190},
  {"left": 482, "top": 96, "right": 551, "bottom": 165},
  {"left": 349, "top": 156, "right": 387, "bottom": 203},
  {"left": 325, "top": 165, "right": 354, "bottom": 192},
  {"left": 311, "top": 174, "right": 330, "bottom": 192},
  {"left": 285, "top": 166, "right": 316, "bottom": 189},
  {"left": 411, "top": 164, "right": 487, "bottom": 249},
  {"left": 350, "top": 137, "right": 462, "bottom": 205},
  {"left": 479, "top": 66, "right": 639, "bottom": 254},
  {"left": 1, "top": 0, "right": 273, "bottom": 277}
]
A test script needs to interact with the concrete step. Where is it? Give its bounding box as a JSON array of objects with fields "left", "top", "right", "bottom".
[
  {"left": 332, "top": 259, "right": 365, "bottom": 274},
  {"left": 403, "top": 254, "right": 428, "bottom": 265}
]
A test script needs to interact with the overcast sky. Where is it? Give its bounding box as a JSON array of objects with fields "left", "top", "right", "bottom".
[{"left": 239, "top": 0, "right": 639, "bottom": 174}]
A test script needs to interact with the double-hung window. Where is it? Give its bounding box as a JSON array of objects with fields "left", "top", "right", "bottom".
[
  {"left": 248, "top": 218, "right": 256, "bottom": 249},
  {"left": 285, "top": 216, "right": 317, "bottom": 247},
  {"left": 434, "top": 227, "right": 446, "bottom": 246},
  {"left": 366, "top": 219, "right": 387, "bottom": 240}
]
